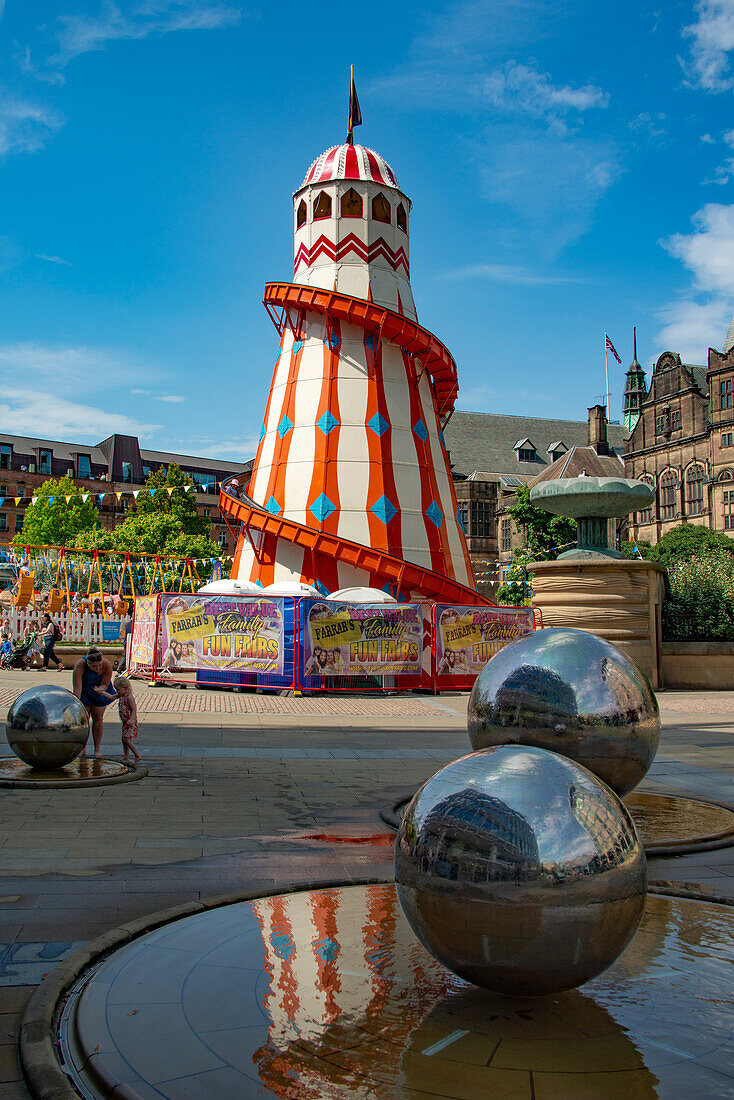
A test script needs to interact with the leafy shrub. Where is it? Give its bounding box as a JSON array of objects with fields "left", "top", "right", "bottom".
[{"left": 663, "top": 549, "right": 734, "bottom": 640}]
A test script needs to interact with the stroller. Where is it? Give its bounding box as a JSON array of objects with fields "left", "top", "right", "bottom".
[{"left": 0, "top": 636, "right": 35, "bottom": 671}]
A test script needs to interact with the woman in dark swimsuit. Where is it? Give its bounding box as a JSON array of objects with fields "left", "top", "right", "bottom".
[{"left": 72, "top": 647, "right": 116, "bottom": 757}]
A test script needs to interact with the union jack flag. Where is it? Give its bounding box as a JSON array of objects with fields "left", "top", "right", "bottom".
[{"left": 605, "top": 333, "right": 621, "bottom": 364}]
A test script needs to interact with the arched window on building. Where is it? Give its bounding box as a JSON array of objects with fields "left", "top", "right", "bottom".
[
  {"left": 313, "top": 191, "right": 332, "bottom": 220},
  {"left": 372, "top": 193, "right": 391, "bottom": 224},
  {"left": 296, "top": 200, "right": 307, "bottom": 228},
  {"left": 340, "top": 188, "right": 363, "bottom": 217},
  {"left": 659, "top": 470, "right": 679, "bottom": 521},
  {"left": 396, "top": 202, "right": 407, "bottom": 232},
  {"left": 637, "top": 475, "right": 655, "bottom": 526},
  {"left": 685, "top": 464, "right": 705, "bottom": 516}
]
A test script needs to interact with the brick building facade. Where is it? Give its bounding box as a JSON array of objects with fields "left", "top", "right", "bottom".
[{"left": 0, "top": 432, "right": 249, "bottom": 554}]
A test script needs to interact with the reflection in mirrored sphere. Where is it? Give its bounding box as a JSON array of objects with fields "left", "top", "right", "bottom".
[
  {"left": 6, "top": 686, "right": 89, "bottom": 770},
  {"left": 467, "top": 627, "right": 660, "bottom": 796},
  {"left": 395, "top": 745, "right": 646, "bottom": 995}
]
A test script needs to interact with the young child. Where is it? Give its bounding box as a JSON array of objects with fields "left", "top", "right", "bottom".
[{"left": 113, "top": 674, "right": 141, "bottom": 762}]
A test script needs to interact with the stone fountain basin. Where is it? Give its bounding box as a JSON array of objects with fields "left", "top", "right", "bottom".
[{"left": 530, "top": 477, "right": 655, "bottom": 519}]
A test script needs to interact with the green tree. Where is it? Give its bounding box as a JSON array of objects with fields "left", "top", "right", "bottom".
[
  {"left": 496, "top": 549, "right": 535, "bottom": 606},
  {"left": 13, "top": 476, "right": 99, "bottom": 549},
  {"left": 132, "top": 462, "right": 209, "bottom": 538},
  {"left": 506, "top": 484, "right": 577, "bottom": 559},
  {"left": 643, "top": 524, "right": 734, "bottom": 570}
]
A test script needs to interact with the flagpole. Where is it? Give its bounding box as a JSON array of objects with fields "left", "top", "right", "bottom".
[{"left": 604, "top": 331, "right": 610, "bottom": 417}]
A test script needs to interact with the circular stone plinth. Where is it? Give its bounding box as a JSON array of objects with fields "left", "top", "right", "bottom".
[
  {"left": 0, "top": 757, "right": 146, "bottom": 788},
  {"left": 383, "top": 790, "right": 734, "bottom": 856},
  {"left": 52, "top": 884, "right": 734, "bottom": 1100}
]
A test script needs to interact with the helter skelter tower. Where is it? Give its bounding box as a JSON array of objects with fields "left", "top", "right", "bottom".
[{"left": 222, "top": 92, "right": 482, "bottom": 603}]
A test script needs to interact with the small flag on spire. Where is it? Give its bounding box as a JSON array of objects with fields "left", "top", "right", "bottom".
[
  {"left": 347, "top": 65, "right": 362, "bottom": 145},
  {"left": 605, "top": 333, "right": 621, "bottom": 364}
]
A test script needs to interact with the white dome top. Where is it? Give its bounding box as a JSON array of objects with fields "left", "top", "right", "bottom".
[
  {"left": 197, "top": 580, "right": 261, "bottom": 595},
  {"left": 300, "top": 143, "right": 399, "bottom": 190},
  {"left": 329, "top": 587, "right": 397, "bottom": 603},
  {"left": 262, "top": 581, "right": 322, "bottom": 597}
]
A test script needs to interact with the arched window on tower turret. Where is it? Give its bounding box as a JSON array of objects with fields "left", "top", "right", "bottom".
[
  {"left": 296, "top": 199, "right": 307, "bottom": 228},
  {"left": 396, "top": 202, "right": 407, "bottom": 232},
  {"left": 341, "top": 188, "right": 363, "bottom": 217},
  {"left": 372, "top": 193, "right": 391, "bottom": 224},
  {"left": 313, "top": 191, "right": 332, "bottom": 220}
]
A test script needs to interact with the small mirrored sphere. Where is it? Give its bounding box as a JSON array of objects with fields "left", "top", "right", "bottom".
[
  {"left": 396, "top": 745, "right": 646, "bottom": 995},
  {"left": 467, "top": 627, "right": 660, "bottom": 796},
  {"left": 6, "top": 686, "right": 89, "bottom": 770}
]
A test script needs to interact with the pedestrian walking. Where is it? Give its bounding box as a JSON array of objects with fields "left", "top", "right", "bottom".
[{"left": 40, "top": 613, "right": 63, "bottom": 671}]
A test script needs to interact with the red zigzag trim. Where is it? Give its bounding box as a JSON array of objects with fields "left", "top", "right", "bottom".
[{"left": 294, "top": 233, "right": 409, "bottom": 276}]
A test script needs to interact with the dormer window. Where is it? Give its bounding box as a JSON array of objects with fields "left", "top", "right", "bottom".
[
  {"left": 515, "top": 438, "right": 536, "bottom": 463},
  {"left": 372, "top": 193, "right": 391, "bottom": 224},
  {"left": 38, "top": 449, "right": 52, "bottom": 475},
  {"left": 296, "top": 199, "right": 307, "bottom": 228},
  {"left": 547, "top": 440, "right": 567, "bottom": 463},
  {"left": 396, "top": 202, "right": 407, "bottom": 232},
  {"left": 313, "top": 191, "right": 332, "bottom": 220},
  {"left": 76, "top": 454, "right": 91, "bottom": 479},
  {"left": 340, "top": 188, "right": 363, "bottom": 217}
]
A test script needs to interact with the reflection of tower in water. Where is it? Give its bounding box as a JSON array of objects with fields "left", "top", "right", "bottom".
[{"left": 250, "top": 885, "right": 446, "bottom": 1097}]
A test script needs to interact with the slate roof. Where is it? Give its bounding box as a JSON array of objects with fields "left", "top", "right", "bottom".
[
  {"left": 688, "top": 364, "right": 709, "bottom": 396},
  {"left": 140, "top": 448, "right": 245, "bottom": 473},
  {"left": 530, "top": 446, "right": 625, "bottom": 485},
  {"left": 0, "top": 433, "right": 107, "bottom": 464},
  {"left": 444, "top": 411, "right": 627, "bottom": 480}
]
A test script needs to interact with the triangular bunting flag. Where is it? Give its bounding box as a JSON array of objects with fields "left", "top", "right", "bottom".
[
  {"left": 14, "top": 497, "right": 21, "bottom": 506},
  {"left": 65, "top": 496, "right": 72, "bottom": 503},
  {"left": 167, "top": 487, "right": 174, "bottom": 495},
  {"left": 132, "top": 490, "right": 140, "bottom": 499},
  {"left": 150, "top": 488, "right": 156, "bottom": 496},
  {"left": 82, "top": 494, "right": 89, "bottom": 502},
  {"left": 116, "top": 492, "right": 122, "bottom": 501},
  {"left": 48, "top": 496, "right": 54, "bottom": 504},
  {"left": 0, "top": 498, "right": 5, "bottom": 507},
  {"left": 31, "top": 496, "right": 38, "bottom": 504},
  {"left": 98, "top": 493, "right": 106, "bottom": 503}
]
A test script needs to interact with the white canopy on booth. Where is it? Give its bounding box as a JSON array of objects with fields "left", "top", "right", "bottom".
[{"left": 329, "top": 587, "right": 397, "bottom": 603}]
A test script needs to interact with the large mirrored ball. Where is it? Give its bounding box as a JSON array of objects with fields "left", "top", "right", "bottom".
[
  {"left": 6, "top": 686, "right": 89, "bottom": 770},
  {"left": 396, "top": 745, "right": 646, "bottom": 995},
  {"left": 467, "top": 627, "right": 660, "bottom": 797}
]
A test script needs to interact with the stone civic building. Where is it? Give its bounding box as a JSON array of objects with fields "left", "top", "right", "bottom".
[
  {"left": 624, "top": 318, "right": 734, "bottom": 544},
  {"left": 0, "top": 432, "right": 249, "bottom": 554},
  {"left": 444, "top": 411, "right": 626, "bottom": 595}
]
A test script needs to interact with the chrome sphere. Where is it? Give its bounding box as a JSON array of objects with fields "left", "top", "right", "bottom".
[
  {"left": 6, "top": 686, "right": 89, "bottom": 770},
  {"left": 467, "top": 627, "right": 659, "bottom": 797},
  {"left": 395, "top": 745, "right": 646, "bottom": 995}
]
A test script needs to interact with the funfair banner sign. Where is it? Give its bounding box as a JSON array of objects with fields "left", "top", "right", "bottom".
[
  {"left": 129, "top": 595, "right": 158, "bottom": 671},
  {"left": 435, "top": 604, "right": 534, "bottom": 676},
  {"left": 303, "top": 601, "right": 422, "bottom": 676},
  {"left": 160, "top": 594, "right": 284, "bottom": 674}
]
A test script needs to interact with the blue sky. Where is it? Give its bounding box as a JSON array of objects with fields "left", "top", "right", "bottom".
[{"left": 2, "top": 0, "right": 734, "bottom": 459}]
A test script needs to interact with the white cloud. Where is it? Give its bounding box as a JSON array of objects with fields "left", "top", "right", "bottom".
[
  {"left": 0, "top": 388, "right": 160, "bottom": 442},
  {"left": 51, "top": 0, "right": 243, "bottom": 70},
  {"left": 656, "top": 298, "right": 730, "bottom": 362},
  {"left": 0, "top": 96, "right": 62, "bottom": 157},
  {"left": 703, "top": 128, "right": 734, "bottom": 184},
  {"left": 663, "top": 204, "right": 734, "bottom": 294},
  {"left": 681, "top": 0, "right": 734, "bottom": 92},
  {"left": 483, "top": 61, "right": 608, "bottom": 130},
  {"left": 657, "top": 203, "right": 734, "bottom": 360},
  {"left": 0, "top": 342, "right": 130, "bottom": 391},
  {"left": 440, "top": 262, "right": 580, "bottom": 285},
  {"left": 188, "top": 437, "right": 257, "bottom": 460},
  {"left": 36, "top": 253, "right": 72, "bottom": 266},
  {"left": 131, "top": 387, "right": 185, "bottom": 402}
]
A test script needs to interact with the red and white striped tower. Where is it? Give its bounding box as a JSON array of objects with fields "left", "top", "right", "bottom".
[{"left": 224, "top": 123, "right": 480, "bottom": 602}]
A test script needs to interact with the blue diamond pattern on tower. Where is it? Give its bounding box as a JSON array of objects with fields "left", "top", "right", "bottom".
[
  {"left": 413, "top": 418, "right": 428, "bottom": 442},
  {"left": 327, "top": 332, "right": 341, "bottom": 350},
  {"left": 370, "top": 495, "right": 397, "bottom": 525},
  {"left": 364, "top": 332, "right": 378, "bottom": 352},
  {"left": 265, "top": 496, "right": 281, "bottom": 515},
  {"left": 317, "top": 410, "right": 339, "bottom": 436},
  {"left": 426, "top": 500, "right": 444, "bottom": 528},
  {"left": 259, "top": 423, "right": 265, "bottom": 442},
  {"left": 367, "top": 412, "right": 390, "bottom": 437},
  {"left": 292, "top": 339, "right": 304, "bottom": 354},
  {"left": 310, "top": 493, "right": 336, "bottom": 523},
  {"left": 278, "top": 415, "right": 293, "bottom": 439},
  {"left": 457, "top": 506, "right": 466, "bottom": 533}
]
